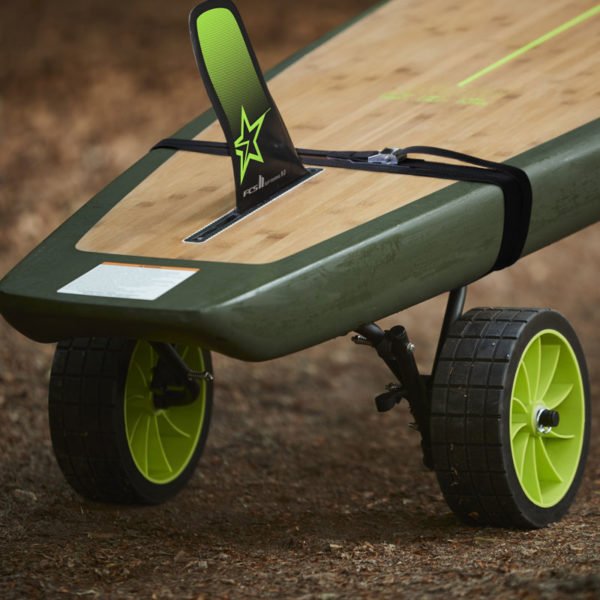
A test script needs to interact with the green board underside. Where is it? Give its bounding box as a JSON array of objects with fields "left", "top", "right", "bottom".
[{"left": 0, "top": 118, "right": 598, "bottom": 361}]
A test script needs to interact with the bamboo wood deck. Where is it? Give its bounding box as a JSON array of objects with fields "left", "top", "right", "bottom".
[{"left": 78, "top": 0, "right": 600, "bottom": 263}]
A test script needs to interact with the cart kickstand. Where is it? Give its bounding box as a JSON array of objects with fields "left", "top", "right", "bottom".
[
  {"left": 351, "top": 286, "right": 467, "bottom": 470},
  {"left": 353, "top": 322, "right": 432, "bottom": 467}
]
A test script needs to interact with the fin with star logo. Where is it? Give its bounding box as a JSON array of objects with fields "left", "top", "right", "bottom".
[{"left": 190, "top": 0, "right": 309, "bottom": 213}]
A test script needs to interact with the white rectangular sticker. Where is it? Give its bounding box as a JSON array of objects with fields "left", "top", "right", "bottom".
[{"left": 58, "top": 262, "right": 198, "bottom": 301}]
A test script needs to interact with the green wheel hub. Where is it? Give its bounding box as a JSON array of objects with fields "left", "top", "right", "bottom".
[
  {"left": 510, "top": 329, "right": 585, "bottom": 507},
  {"left": 124, "top": 341, "right": 208, "bottom": 484}
]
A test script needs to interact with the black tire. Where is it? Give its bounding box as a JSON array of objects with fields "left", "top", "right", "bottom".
[
  {"left": 49, "top": 337, "right": 213, "bottom": 504},
  {"left": 430, "top": 308, "right": 590, "bottom": 528}
]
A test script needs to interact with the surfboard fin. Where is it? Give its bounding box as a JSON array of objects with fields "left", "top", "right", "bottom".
[{"left": 189, "top": 0, "right": 309, "bottom": 213}]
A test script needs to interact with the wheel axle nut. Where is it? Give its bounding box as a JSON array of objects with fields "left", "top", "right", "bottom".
[{"left": 538, "top": 409, "right": 560, "bottom": 428}]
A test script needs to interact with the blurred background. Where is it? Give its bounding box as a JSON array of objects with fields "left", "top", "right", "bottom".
[{"left": 1, "top": 1, "right": 598, "bottom": 597}]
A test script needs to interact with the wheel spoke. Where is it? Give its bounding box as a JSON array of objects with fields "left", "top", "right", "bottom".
[
  {"left": 127, "top": 393, "right": 148, "bottom": 410},
  {"left": 535, "top": 437, "right": 562, "bottom": 483},
  {"left": 524, "top": 434, "right": 542, "bottom": 503},
  {"left": 524, "top": 337, "right": 541, "bottom": 401},
  {"left": 148, "top": 344, "right": 157, "bottom": 373},
  {"left": 513, "top": 430, "right": 529, "bottom": 478},
  {"left": 538, "top": 344, "right": 560, "bottom": 402},
  {"left": 511, "top": 413, "right": 529, "bottom": 426},
  {"left": 511, "top": 421, "right": 527, "bottom": 440},
  {"left": 134, "top": 362, "right": 149, "bottom": 389},
  {"left": 128, "top": 412, "right": 144, "bottom": 445},
  {"left": 159, "top": 411, "right": 192, "bottom": 438},
  {"left": 515, "top": 363, "right": 532, "bottom": 408},
  {"left": 511, "top": 394, "right": 528, "bottom": 428},
  {"left": 142, "top": 415, "right": 151, "bottom": 475},
  {"left": 545, "top": 430, "right": 575, "bottom": 441},
  {"left": 150, "top": 416, "right": 173, "bottom": 473},
  {"left": 543, "top": 383, "right": 573, "bottom": 409},
  {"left": 512, "top": 396, "right": 528, "bottom": 415}
]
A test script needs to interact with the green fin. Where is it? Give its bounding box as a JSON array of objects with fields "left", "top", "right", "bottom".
[{"left": 189, "top": 0, "right": 308, "bottom": 212}]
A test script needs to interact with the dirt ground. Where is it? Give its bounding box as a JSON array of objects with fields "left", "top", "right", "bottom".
[{"left": 1, "top": 1, "right": 599, "bottom": 598}]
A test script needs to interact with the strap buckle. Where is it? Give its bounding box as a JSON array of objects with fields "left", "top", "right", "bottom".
[{"left": 367, "top": 147, "right": 407, "bottom": 165}]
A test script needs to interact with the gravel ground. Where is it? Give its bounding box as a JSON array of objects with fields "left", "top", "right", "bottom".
[{"left": 1, "top": 1, "right": 598, "bottom": 598}]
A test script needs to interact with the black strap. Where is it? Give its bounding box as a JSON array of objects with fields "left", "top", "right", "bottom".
[
  {"left": 153, "top": 138, "right": 376, "bottom": 162},
  {"left": 152, "top": 138, "right": 532, "bottom": 272}
]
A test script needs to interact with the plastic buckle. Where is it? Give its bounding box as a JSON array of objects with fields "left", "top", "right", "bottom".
[{"left": 367, "top": 147, "right": 407, "bottom": 165}]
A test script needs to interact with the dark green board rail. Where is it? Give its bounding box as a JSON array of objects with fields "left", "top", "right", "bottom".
[{"left": 0, "top": 2, "right": 599, "bottom": 361}]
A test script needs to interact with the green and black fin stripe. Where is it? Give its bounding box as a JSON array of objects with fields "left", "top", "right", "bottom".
[{"left": 189, "top": 0, "right": 308, "bottom": 213}]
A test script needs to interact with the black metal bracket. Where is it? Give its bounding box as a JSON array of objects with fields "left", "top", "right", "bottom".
[
  {"left": 149, "top": 342, "right": 213, "bottom": 410},
  {"left": 352, "top": 286, "right": 467, "bottom": 469},
  {"left": 433, "top": 286, "right": 467, "bottom": 369},
  {"left": 354, "top": 323, "right": 433, "bottom": 467}
]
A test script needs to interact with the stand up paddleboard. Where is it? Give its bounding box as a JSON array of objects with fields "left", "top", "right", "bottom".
[{"left": 0, "top": 0, "right": 597, "bottom": 528}]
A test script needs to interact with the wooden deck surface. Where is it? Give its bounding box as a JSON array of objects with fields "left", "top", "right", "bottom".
[{"left": 78, "top": 0, "right": 600, "bottom": 263}]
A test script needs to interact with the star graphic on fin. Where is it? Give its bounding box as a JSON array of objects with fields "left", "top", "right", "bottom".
[{"left": 234, "top": 105, "right": 270, "bottom": 184}]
